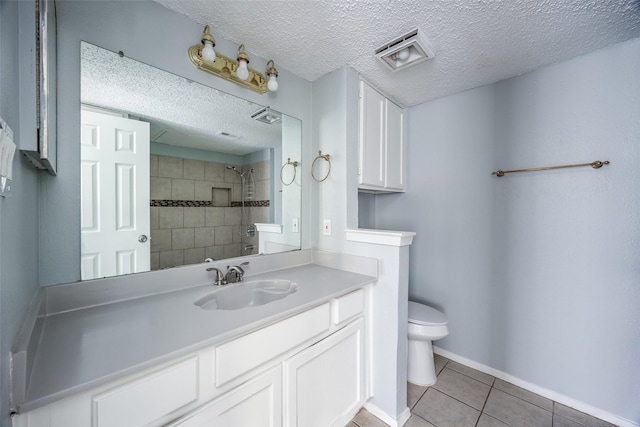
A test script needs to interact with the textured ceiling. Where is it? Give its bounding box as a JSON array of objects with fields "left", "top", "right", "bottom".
[
  {"left": 155, "top": 0, "right": 640, "bottom": 106},
  {"left": 81, "top": 43, "right": 282, "bottom": 155}
]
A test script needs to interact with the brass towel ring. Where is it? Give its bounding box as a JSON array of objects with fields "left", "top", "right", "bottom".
[
  {"left": 312, "top": 151, "right": 331, "bottom": 182},
  {"left": 280, "top": 158, "right": 299, "bottom": 186}
]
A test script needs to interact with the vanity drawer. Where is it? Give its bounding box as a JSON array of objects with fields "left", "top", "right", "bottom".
[
  {"left": 215, "top": 303, "right": 331, "bottom": 387},
  {"left": 333, "top": 289, "right": 365, "bottom": 325},
  {"left": 91, "top": 356, "right": 199, "bottom": 427}
]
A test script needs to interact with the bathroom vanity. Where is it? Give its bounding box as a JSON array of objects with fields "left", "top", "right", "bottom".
[{"left": 11, "top": 250, "right": 377, "bottom": 427}]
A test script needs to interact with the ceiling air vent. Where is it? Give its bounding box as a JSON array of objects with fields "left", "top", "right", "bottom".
[
  {"left": 251, "top": 106, "right": 282, "bottom": 125},
  {"left": 216, "top": 131, "right": 238, "bottom": 138},
  {"left": 375, "top": 29, "right": 435, "bottom": 72}
]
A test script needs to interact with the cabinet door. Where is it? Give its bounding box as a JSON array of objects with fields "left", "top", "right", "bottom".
[
  {"left": 284, "top": 319, "right": 364, "bottom": 427},
  {"left": 359, "top": 81, "right": 386, "bottom": 188},
  {"left": 385, "top": 100, "right": 405, "bottom": 191},
  {"left": 168, "top": 367, "right": 282, "bottom": 427}
]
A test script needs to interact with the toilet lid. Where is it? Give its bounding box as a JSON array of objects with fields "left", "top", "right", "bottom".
[{"left": 408, "top": 301, "right": 448, "bottom": 326}]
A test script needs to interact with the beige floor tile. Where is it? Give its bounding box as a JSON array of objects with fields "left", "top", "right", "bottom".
[
  {"left": 445, "top": 360, "right": 495, "bottom": 385},
  {"left": 413, "top": 388, "right": 480, "bottom": 427},
  {"left": 553, "top": 413, "right": 586, "bottom": 427},
  {"left": 405, "top": 414, "right": 436, "bottom": 427},
  {"left": 434, "top": 353, "right": 449, "bottom": 375},
  {"left": 477, "top": 413, "right": 511, "bottom": 427},
  {"left": 484, "top": 388, "right": 552, "bottom": 427},
  {"left": 494, "top": 378, "right": 553, "bottom": 411},
  {"left": 347, "top": 423, "right": 360, "bottom": 427},
  {"left": 433, "top": 367, "right": 491, "bottom": 410},
  {"left": 553, "top": 403, "right": 617, "bottom": 427},
  {"left": 407, "top": 382, "right": 428, "bottom": 409},
  {"left": 352, "top": 408, "right": 389, "bottom": 427}
]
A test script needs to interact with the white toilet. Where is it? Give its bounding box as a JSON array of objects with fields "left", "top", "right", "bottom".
[{"left": 407, "top": 301, "right": 449, "bottom": 386}]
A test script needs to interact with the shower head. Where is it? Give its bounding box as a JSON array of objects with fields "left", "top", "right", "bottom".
[{"left": 227, "top": 165, "right": 242, "bottom": 176}]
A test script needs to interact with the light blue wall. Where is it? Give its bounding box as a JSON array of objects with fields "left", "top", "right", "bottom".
[
  {"left": 374, "top": 38, "right": 640, "bottom": 422},
  {"left": 42, "top": 0, "right": 313, "bottom": 285},
  {"left": 312, "top": 66, "right": 361, "bottom": 252},
  {"left": 0, "top": 1, "right": 41, "bottom": 424}
]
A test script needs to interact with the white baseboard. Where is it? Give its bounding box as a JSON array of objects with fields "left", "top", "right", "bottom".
[
  {"left": 433, "top": 346, "right": 638, "bottom": 427},
  {"left": 363, "top": 402, "right": 411, "bottom": 427}
]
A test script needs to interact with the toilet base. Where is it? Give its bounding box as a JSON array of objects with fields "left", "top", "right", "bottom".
[{"left": 408, "top": 339, "right": 437, "bottom": 386}]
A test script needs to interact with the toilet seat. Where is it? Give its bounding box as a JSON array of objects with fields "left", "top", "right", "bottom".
[{"left": 408, "top": 301, "right": 448, "bottom": 326}]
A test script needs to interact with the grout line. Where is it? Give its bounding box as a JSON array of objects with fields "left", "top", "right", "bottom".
[
  {"left": 428, "top": 387, "right": 483, "bottom": 418},
  {"left": 474, "top": 385, "right": 493, "bottom": 426},
  {"left": 493, "top": 380, "right": 555, "bottom": 414},
  {"left": 442, "top": 364, "right": 494, "bottom": 387}
]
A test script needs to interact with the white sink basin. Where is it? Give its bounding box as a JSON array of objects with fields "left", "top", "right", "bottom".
[{"left": 195, "top": 279, "right": 298, "bottom": 311}]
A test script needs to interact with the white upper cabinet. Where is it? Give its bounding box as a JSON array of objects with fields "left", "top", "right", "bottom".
[{"left": 358, "top": 80, "right": 406, "bottom": 192}]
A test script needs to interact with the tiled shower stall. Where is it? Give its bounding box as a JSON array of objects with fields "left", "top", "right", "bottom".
[{"left": 149, "top": 154, "right": 270, "bottom": 269}]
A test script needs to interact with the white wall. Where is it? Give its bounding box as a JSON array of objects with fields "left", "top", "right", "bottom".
[
  {"left": 374, "top": 38, "right": 640, "bottom": 423},
  {"left": 42, "top": 0, "right": 313, "bottom": 285},
  {"left": 0, "top": 1, "right": 41, "bottom": 424}
]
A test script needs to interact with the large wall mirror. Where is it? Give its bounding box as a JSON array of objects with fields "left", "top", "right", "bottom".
[{"left": 80, "top": 42, "right": 302, "bottom": 280}]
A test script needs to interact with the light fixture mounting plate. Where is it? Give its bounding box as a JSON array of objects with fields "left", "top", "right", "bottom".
[{"left": 188, "top": 45, "right": 268, "bottom": 94}]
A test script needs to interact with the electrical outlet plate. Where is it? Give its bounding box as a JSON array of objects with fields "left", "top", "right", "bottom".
[
  {"left": 292, "top": 218, "right": 299, "bottom": 233},
  {"left": 323, "top": 219, "right": 332, "bottom": 236}
]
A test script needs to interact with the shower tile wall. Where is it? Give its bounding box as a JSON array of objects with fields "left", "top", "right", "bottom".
[{"left": 150, "top": 154, "right": 270, "bottom": 270}]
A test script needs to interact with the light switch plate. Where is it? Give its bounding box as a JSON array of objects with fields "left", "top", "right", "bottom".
[{"left": 323, "top": 219, "right": 332, "bottom": 236}]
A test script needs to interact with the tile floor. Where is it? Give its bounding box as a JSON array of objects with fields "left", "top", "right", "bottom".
[{"left": 348, "top": 354, "right": 617, "bottom": 427}]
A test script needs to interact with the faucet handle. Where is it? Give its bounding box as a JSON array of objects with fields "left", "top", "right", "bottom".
[
  {"left": 225, "top": 264, "right": 247, "bottom": 283},
  {"left": 206, "top": 267, "right": 225, "bottom": 286}
]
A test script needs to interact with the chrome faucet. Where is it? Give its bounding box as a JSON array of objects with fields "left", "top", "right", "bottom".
[
  {"left": 225, "top": 262, "right": 249, "bottom": 284},
  {"left": 206, "top": 267, "right": 225, "bottom": 286}
]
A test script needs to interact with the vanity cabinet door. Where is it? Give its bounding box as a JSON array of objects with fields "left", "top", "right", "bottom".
[
  {"left": 284, "top": 318, "right": 365, "bottom": 427},
  {"left": 358, "top": 80, "right": 406, "bottom": 192},
  {"left": 167, "top": 366, "right": 282, "bottom": 427},
  {"left": 384, "top": 100, "right": 405, "bottom": 191},
  {"left": 358, "top": 80, "right": 386, "bottom": 189}
]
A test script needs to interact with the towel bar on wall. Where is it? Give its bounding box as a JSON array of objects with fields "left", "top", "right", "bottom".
[{"left": 491, "top": 160, "right": 610, "bottom": 177}]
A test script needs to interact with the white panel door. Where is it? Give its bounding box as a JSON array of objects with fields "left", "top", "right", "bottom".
[
  {"left": 81, "top": 109, "right": 150, "bottom": 280},
  {"left": 385, "top": 99, "right": 405, "bottom": 190},
  {"left": 167, "top": 367, "right": 282, "bottom": 427},
  {"left": 358, "top": 81, "right": 386, "bottom": 188},
  {"left": 284, "top": 319, "right": 365, "bottom": 427}
]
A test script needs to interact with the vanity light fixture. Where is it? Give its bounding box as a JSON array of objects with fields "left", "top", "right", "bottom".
[
  {"left": 201, "top": 25, "right": 216, "bottom": 62},
  {"left": 236, "top": 44, "right": 250, "bottom": 81},
  {"left": 375, "top": 28, "right": 436, "bottom": 72},
  {"left": 188, "top": 25, "right": 279, "bottom": 94},
  {"left": 265, "top": 60, "right": 279, "bottom": 92}
]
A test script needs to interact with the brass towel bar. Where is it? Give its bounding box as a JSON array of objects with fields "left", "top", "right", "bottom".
[{"left": 492, "top": 160, "right": 610, "bottom": 177}]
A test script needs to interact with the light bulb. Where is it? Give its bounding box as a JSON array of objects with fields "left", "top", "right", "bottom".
[
  {"left": 267, "top": 74, "right": 279, "bottom": 92},
  {"left": 396, "top": 47, "right": 410, "bottom": 61},
  {"left": 202, "top": 40, "right": 216, "bottom": 62},
  {"left": 237, "top": 59, "right": 249, "bottom": 80}
]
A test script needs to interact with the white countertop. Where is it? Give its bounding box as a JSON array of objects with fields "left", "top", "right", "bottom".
[{"left": 21, "top": 262, "right": 376, "bottom": 412}]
